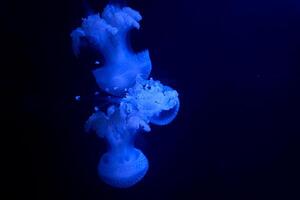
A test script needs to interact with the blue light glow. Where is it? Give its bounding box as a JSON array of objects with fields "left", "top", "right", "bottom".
[{"left": 71, "top": 4, "right": 180, "bottom": 188}]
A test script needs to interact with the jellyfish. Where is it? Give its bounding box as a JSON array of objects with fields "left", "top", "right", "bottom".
[
  {"left": 71, "top": 4, "right": 180, "bottom": 188},
  {"left": 71, "top": 5, "right": 152, "bottom": 96}
]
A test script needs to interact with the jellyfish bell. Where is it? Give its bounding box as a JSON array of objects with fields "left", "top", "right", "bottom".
[
  {"left": 148, "top": 85, "right": 180, "bottom": 125},
  {"left": 92, "top": 50, "right": 152, "bottom": 96},
  {"left": 122, "top": 78, "right": 180, "bottom": 125},
  {"left": 98, "top": 148, "right": 148, "bottom": 188},
  {"left": 150, "top": 96, "right": 180, "bottom": 126}
]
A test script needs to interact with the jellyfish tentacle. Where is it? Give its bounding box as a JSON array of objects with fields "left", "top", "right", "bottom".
[{"left": 122, "top": 7, "right": 142, "bottom": 22}]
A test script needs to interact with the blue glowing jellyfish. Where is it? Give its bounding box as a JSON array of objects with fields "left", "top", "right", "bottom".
[{"left": 71, "top": 4, "right": 180, "bottom": 188}]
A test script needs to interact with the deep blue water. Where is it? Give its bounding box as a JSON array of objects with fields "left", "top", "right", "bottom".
[{"left": 3, "top": 0, "right": 300, "bottom": 199}]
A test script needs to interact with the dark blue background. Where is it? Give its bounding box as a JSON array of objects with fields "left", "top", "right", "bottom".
[{"left": 3, "top": 0, "right": 300, "bottom": 199}]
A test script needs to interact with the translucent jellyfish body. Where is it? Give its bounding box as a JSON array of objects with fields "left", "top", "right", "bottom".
[
  {"left": 71, "top": 5, "right": 152, "bottom": 96},
  {"left": 72, "top": 4, "right": 180, "bottom": 188},
  {"left": 85, "top": 106, "right": 149, "bottom": 188}
]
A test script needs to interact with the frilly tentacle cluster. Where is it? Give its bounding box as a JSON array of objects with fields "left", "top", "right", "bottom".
[{"left": 85, "top": 77, "right": 179, "bottom": 137}]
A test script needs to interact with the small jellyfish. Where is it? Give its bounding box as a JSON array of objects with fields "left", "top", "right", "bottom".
[{"left": 74, "top": 95, "right": 81, "bottom": 101}]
